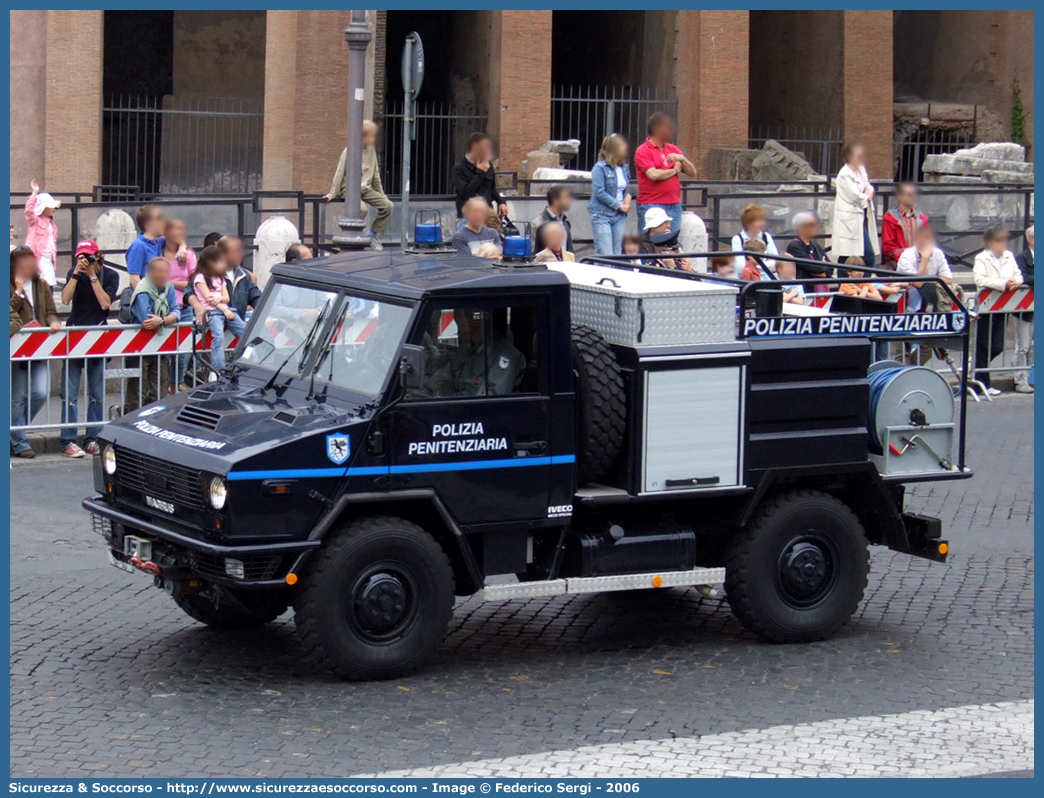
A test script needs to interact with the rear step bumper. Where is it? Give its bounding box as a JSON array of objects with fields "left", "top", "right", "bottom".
[
  {"left": 895, "top": 512, "right": 949, "bottom": 563},
  {"left": 483, "top": 567, "right": 725, "bottom": 602}
]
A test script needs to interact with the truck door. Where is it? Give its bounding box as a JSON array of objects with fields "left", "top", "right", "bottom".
[{"left": 386, "top": 298, "right": 553, "bottom": 526}]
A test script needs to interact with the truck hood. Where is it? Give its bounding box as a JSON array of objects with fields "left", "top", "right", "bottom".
[{"left": 100, "top": 382, "right": 372, "bottom": 473}]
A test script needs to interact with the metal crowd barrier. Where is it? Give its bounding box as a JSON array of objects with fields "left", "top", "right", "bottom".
[
  {"left": 9, "top": 323, "right": 234, "bottom": 437},
  {"left": 967, "top": 286, "right": 1035, "bottom": 390}
]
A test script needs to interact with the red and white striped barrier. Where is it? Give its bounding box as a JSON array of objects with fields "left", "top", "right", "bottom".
[
  {"left": 9, "top": 324, "right": 211, "bottom": 361},
  {"left": 976, "top": 287, "right": 1034, "bottom": 314},
  {"left": 10, "top": 315, "right": 385, "bottom": 361}
]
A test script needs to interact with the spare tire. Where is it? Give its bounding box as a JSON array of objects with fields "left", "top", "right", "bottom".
[{"left": 571, "top": 324, "right": 626, "bottom": 484}]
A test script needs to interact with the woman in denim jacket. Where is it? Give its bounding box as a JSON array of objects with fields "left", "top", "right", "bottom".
[{"left": 588, "top": 134, "right": 633, "bottom": 255}]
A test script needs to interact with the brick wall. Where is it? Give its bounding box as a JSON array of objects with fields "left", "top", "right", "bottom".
[
  {"left": 44, "top": 10, "right": 103, "bottom": 192},
  {"left": 263, "top": 10, "right": 378, "bottom": 194},
  {"left": 10, "top": 10, "right": 47, "bottom": 192},
  {"left": 373, "top": 10, "right": 387, "bottom": 125},
  {"left": 674, "top": 10, "right": 750, "bottom": 176},
  {"left": 261, "top": 11, "right": 298, "bottom": 192},
  {"left": 842, "top": 11, "right": 893, "bottom": 178},
  {"left": 292, "top": 11, "right": 352, "bottom": 194},
  {"left": 487, "top": 10, "right": 552, "bottom": 174}
]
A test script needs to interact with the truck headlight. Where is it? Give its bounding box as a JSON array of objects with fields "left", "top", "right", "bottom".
[
  {"left": 103, "top": 445, "right": 117, "bottom": 475},
  {"left": 208, "top": 476, "right": 227, "bottom": 510}
]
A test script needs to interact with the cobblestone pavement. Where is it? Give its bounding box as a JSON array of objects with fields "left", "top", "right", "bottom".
[
  {"left": 365, "top": 700, "right": 1034, "bottom": 778},
  {"left": 9, "top": 396, "right": 1034, "bottom": 778}
]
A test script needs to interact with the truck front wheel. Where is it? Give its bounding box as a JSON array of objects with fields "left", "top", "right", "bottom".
[
  {"left": 724, "top": 490, "right": 869, "bottom": 643},
  {"left": 292, "top": 516, "right": 455, "bottom": 680}
]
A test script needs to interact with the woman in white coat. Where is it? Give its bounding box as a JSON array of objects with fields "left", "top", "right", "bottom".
[
  {"left": 973, "top": 227, "right": 1024, "bottom": 394},
  {"left": 831, "top": 142, "right": 881, "bottom": 267}
]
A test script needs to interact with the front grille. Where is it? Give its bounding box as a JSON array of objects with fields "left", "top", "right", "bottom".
[
  {"left": 176, "top": 405, "right": 223, "bottom": 431},
  {"left": 189, "top": 551, "right": 284, "bottom": 581},
  {"left": 114, "top": 446, "right": 206, "bottom": 508}
]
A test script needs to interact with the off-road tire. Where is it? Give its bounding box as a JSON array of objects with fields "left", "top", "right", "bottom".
[
  {"left": 724, "top": 490, "right": 869, "bottom": 643},
  {"left": 173, "top": 591, "right": 284, "bottom": 631},
  {"left": 571, "top": 324, "right": 625, "bottom": 484},
  {"left": 292, "top": 516, "right": 454, "bottom": 681}
]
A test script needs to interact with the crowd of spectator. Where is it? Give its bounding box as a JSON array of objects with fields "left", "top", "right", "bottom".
[
  {"left": 8, "top": 117, "right": 1036, "bottom": 459},
  {"left": 10, "top": 183, "right": 270, "bottom": 458}
]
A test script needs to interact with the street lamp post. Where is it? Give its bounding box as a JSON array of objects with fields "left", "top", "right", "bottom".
[{"left": 333, "top": 10, "right": 373, "bottom": 250}]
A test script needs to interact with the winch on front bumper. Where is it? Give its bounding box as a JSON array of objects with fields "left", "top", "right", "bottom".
[{"left": 85, "top": 497, "right": 319, "bottom": 588}]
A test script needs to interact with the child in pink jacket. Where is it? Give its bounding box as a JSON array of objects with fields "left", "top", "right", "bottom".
[{"left": 24, "top": 179, "right": 61, "bottom": 286}]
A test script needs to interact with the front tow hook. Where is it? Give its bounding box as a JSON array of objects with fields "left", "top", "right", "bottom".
[{"left": 129, "top": 557, "right": 163, "bottom": 576}]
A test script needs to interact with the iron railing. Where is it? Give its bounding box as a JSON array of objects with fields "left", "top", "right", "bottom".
[
  {"left": 551, "top": 85, "right": 678, "bottom": 171},
  {"left": 748, "top": 125, "right": 845, "bottom": 176},
  {"left": 102, "top": 94, "right": 264, "bottom": 197},
  {"left": 704, "top": 182, "right": 1033, "bottom": 269},
  {"left": 379, "top": 101, "right": 487, "bottom": 196},
  {"left": 895, "top": 129, "right": 974, "bottom": 183},
  {"left": 10, "top": 182, "right": 1033, "bottom": 268}
]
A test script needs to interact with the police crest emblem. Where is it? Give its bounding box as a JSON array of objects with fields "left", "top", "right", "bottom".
[{"left": 326, "top": 433, "right": 351, "bottom": 464}]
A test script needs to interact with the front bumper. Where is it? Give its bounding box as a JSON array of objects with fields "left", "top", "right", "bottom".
[{"left": 84, "top": 497, "right": 319, "bottom": 588}]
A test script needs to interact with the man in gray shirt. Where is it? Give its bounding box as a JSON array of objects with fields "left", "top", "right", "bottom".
[
  {"left": 452, "top": 197, "right": 500, "bottom": 255},
  {"left": 431, "top": 309, "right": 525, "bottom": 396}
]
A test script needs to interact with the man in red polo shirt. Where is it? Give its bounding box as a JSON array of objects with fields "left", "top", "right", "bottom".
[
  {"left": 881, "top": 182, "right": 928, "bottom": 268},
  {"left": 634, "top": 112, "right": 696, "bottom": 244}
]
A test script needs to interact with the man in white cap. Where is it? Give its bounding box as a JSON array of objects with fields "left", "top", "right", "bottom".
[
  {"left": 642, "top": 207, "right": 689, "bottom": 271},
  {"left": 24, "top": 179, "right": 61, "bottom": 286},
  {"left": 642, "top": 206, "right": 673, "bottom": 242}
]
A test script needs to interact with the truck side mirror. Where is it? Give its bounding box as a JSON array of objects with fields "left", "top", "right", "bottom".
[{"left": 399, "top": 344, "right": 426, "bottom": 390}]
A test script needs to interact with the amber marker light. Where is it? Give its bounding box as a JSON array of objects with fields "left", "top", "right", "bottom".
[{"left": 286, "top": 573, "right": 299, "bottom": 586}]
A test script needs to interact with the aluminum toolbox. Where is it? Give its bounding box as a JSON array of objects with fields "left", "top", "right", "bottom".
[{"left": 548, "top": 263, "right": 738, "bottom": 346}]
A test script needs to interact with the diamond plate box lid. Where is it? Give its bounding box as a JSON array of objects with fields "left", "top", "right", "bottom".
[
  {"left": 548, "top": 262, "right": 738, "bottom": 299},
  {"left": 549, "top": 262, "right": 739, "bottom": 346}
]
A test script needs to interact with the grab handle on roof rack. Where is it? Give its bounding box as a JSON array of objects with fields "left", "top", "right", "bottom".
[{"left": 597, "top": 277, "right": 620, "bottom": 288}]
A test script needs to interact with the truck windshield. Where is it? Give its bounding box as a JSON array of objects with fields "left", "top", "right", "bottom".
[{"left": 236, "top": 282, "right": 413, "bottom": 396}]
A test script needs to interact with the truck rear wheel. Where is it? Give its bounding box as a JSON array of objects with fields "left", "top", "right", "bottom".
[
  {"left": 292, "top": 516, "right": 454, "bottom": 681},
  {"left": 724, "top": 490, "right": 869, "bottom": 643},
  {"left": 571, "top": 324, "right": 625, "bottom": 484},
  {"left": 173, "top": 590, "right": 285, "bottom": 631}
]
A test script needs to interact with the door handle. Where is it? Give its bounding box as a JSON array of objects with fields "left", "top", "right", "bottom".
[{"left": 515, "top": 440, "right": 547, "bottom": 455}]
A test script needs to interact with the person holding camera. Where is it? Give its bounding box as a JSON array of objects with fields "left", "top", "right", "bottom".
[{"left": 58, "top": 239, "right": 119, "bottom": 457}]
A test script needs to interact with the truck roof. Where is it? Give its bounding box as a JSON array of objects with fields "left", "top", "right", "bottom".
[{"left": 271, "top": 250, "right": 568, "bottom": 300}]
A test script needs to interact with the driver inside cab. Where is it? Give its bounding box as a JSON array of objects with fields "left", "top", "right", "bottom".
[{"left": 429, "top": 309, "right": 525, "bottom": 397}]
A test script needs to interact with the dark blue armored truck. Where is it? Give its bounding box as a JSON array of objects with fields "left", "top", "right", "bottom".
[{"left": 84, "top": 250, "right": 969, "bottom": 680}]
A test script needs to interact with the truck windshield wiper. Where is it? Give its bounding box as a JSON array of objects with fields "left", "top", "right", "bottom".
[
  {"left": 263, "top": 299, "right": 332, "bottom": 393},
  {"left": 307, "top": 319, "right": 342, "bottom": 402}
]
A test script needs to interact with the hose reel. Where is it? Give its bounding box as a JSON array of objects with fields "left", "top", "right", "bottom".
[{"left": 867, "top": 362, "right": 956, "bottom": 474}]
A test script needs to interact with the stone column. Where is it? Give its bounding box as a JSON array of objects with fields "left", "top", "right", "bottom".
[
  {"left": 842, "top": 11, "right": 893, "bottom": 178},
  {"left": 487, "top": 10, "right": 553, "bottom": 174},
  {"left": 44, "top": 10, "right": 104, "bottom": 192},
  {"left": 673, "top": 10, "right": 750, "bottom": 176},
  {"left": 333, "top": 10, "right": 373, "bottom": 248}
]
